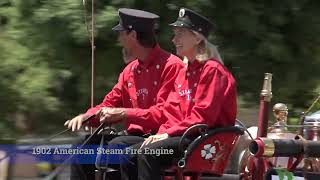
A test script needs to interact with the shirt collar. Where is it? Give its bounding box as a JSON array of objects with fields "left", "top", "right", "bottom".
[{"left": 138, "top": 44, "right": 161, "bottom": 68}]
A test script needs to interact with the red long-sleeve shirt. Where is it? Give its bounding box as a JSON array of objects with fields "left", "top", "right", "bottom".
[
  {"left": 84, "top": 44, "right": 184, "bottom": 134},
  {"left": 157, "top": 59, "right": 237, "bottom": 136}
]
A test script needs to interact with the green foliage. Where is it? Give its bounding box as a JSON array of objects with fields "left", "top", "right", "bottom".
[{"left": 0, "top": 0, "right": 319, "bottom": 137}]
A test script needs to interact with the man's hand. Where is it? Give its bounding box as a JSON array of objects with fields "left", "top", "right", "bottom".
[
  {"left": 64, "top": 114, "right": 88, "bottom": 132},
  {"left": 140, "top": 133, "right": 169, "bottom": 148},
  {"left": 95, "top": 107, "right": 127, "bottom": 124}
]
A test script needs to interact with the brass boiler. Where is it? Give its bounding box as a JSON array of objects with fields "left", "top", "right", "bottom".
[
  {"left": 267, "top": 103, "right": 296, "bottom": 168},
  {"left": 303, "top": 111, "right": 320, "bottom": 171}
]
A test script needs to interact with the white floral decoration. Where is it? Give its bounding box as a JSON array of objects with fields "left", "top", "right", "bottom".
[{"left": 201, "top": 144, "right": 216, "bottom": 160}]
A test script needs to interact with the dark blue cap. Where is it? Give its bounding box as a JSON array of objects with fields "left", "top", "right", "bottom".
[
  {"left": 170, "top": 8, "right": 216, "bottom": 37},
  {"left": 112, "top": 8, "right": 159, "bottom": 32}
]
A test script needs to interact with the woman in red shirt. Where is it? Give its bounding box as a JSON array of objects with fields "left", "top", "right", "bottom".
[{"left": 117, "top": 8, "right": 237, "bottom": 180}]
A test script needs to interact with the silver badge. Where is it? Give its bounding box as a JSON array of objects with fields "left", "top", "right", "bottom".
[{"left": 179, "top": 9, "right": 185, "bottom": 18}]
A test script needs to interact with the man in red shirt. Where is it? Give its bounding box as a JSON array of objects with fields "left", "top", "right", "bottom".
[
  {"left": 113, "top": 8, "right": 237, "bottom": 180},
  {"left": 64, "top": 8, "right": 184, "bottom": 180}
]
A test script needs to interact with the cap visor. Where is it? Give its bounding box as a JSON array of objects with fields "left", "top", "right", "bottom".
[
  {"left": 169, "top": 20, "right": 190, "bottom": 28},
  {"left": 112, "top": 23, "right": 125, "bottom": 31}
]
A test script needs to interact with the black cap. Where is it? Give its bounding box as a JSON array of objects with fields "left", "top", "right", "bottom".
[
  {"left": 169, "top": 8, "right": 215, "bottom": 37},
  {"left": 112, "top": 8, "right": 159, "bottom": 32}
]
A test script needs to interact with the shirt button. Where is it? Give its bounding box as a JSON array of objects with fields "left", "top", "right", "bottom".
[
  {"left": 192, "top": 98, "right": 196, "bottom": 103},
  {"left": 156, "top": 64, "right": 160, "bottom": 69},
  {"left": 193, "top": 71, "right": 196, "bottom": 75},
  {"left": 153, "top": 98, "right": 156, "bottom": 102},
  {"left": 137, "top": 70, "right": 141, "bottom": 74},
  {"left": 186, "top": 72, "right": 190, "bottom": 77},
  {"left": 146, "top": 69, "right": 149, "bottom": 72},
  {"left": 154, "top": 81, "right": 158, "bottom": 86},
  {"left": 178, "top": 84, "right": 182, "bottom": 88},
  {"left": 128, "top": 83, "right": 132, "bottom": 88},
  {"left": 194, "top": 83, "right": 197, "bottom": 87}
]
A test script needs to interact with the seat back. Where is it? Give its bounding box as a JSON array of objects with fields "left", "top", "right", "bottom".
[{"left": 179, "top": 126, "right": 244, "bottom": 176}]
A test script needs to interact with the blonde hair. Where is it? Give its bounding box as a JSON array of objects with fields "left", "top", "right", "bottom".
[{"left": 191, "top": 30, "right": 223, "bottom": 64}]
